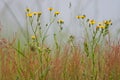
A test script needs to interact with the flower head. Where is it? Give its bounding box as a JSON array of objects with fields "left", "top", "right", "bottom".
[
  {"left": 81, "top": 15, "right": 86, "bottom": 19},
  {"left": 33, "top": 12, "right": 37, "bottom": 15},
  {"left": 48, "top": 8, "right": 53, "bottom": 11},
  {"left": 54, "top": 11, "right": 60, "bottom": 16},
  {"left": 96, "top": 25, "right": 105, "bottom": 29},
  {"left": 37, "top": 12, "right": 42, "bottom": 17},
  {"left": 76, "top": 16, "right": 81, "bottom": 19},
  {"left": 26, "top": 8, "right": 30, "bottom": 12},
  {"left": 57, "top": 19, "right": 64, "bottom": 24},
  {"left": 96, "top": 23, "right": 105, "bottom": 29},
  {"left": 76, "top": 15, "right": 86, "bottom": 19},
  {"left": 89, "top": 19, "right": 96, "bottom": 25},
  {"left": 31, "top": 35, "right": 36, "bottom": 40},
  {"left": 27, "top": 13, "right": 33, "bottom": 17},
  {"left": 104, "top": 20, "right": 112, "bottom": 25}
]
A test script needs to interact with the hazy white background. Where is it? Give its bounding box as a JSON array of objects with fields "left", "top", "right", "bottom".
[{"left": 0, "top": 0, "right": 120, "bottom": 40}]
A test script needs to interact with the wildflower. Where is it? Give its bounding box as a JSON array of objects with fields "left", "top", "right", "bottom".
[
  {"left": 89, "top": 19, "right": 96, "bottom": 25},
  {"left": 96, "top": 23, "right": 105, "bottom": 29},
  {"left": 96, "top": 25, "right": 105, "bottom": 29},
  {"left": 48, "top": 8, "right": 53, "bottom": 11},
  {"left": 99, "top": 25, "right": 105, "bottom": 29},
  {"left": 98, "top": 22, "right": 103, "bottom": 25},
  {"left": 33, "top": 12, "right": 37, "bottom": 15},
  {"left": 81, "top": 15, "right": 86, "bottom": 19},
  {"left": 54, "top": 11, "right": 60, "bottom": 16},
  {"left": 38, "top": 12, "right": 42, "bottom": 17},
  {"left": 57, "top": 19, "right": 64, "bottom": 24},
  {"left": 27, "top": 13, "right": 33, "bottom": 17},
  {"left": 76, "top": 16, "right": 81, "bottom": 19},
  {"left": 104, "top": 20, "right": 112, "bottom": 25},
  {"left": 26, "top": 8, "right": 30, "bottom": 12},
  {"left": 76, "top": 15, "right": 86, "bottom": 19},
  {"left": 31, "top": 35, "right": 36, "bottom": 40}
]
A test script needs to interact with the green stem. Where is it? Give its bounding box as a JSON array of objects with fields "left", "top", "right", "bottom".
[{"left": 42, "top": 17, "right": 56, "bottom": 46}]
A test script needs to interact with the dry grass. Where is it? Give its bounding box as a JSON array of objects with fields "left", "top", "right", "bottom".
[{"left": 0, "top": 38, "right": 120, "bottom": 80}]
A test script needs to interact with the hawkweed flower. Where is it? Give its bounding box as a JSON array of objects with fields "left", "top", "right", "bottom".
[
  {"left": 89, "top": 19, "right": 96, "bottom": 25},
  {"left": 76, "top": 15, "right": 86, "bottom": 19},
  {"left": 38, "top": 12, "right": 42, "bottom": 17},
  {"left": 27, "top": 13, "right": 33, "bottom": 17},
  {"left": 48, "top": 7, "right": 53, "bottom": 11},
  {"left": 96, "top": 23, "right": 105, "bottom": 29},
  {"left": 33, "top": 12, "right": 37, "bottom": 15},
  {"left": 104, "top": 20, "right": 112, "bottom": 25},
  {"left": 57, "top": 19, "right": 64, "bottom": 24},
  {"left": 57, "top": 19, "right": 64, "bottom": 30},
  {"left": 26, "top": 8, "right": 30, "bottom": 12},
  {"left": 54, "top": 11, "right": 60, "bottom": 16},
  {"left": 76, "top": 16, "right": 81, "bottom": 19},
  {"left": 96, "top": 25, "right": 105, "bottom": 29},
  {"left": 81, "top": 15, "right": 86, "bottom": 19},
  {"left": 31, "top": 35, "right": 36, "bottom": 40}
]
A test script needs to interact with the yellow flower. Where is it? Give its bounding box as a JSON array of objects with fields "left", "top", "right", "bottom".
[
  {"left": 89, "top": 19, "right": 96, "bottom": 25},
  {"left": 104, "top": 20, "right": 112, "bottom": 25},
  {"left": 26, "top": 8, "right": 30, "bottom": 12},
  {"left": 33, "top": 12, "right": 37, "bottom": 15},
  {"left": 96, "top": 23, "right": 105, "bottom": 29},
  {"left": 98, "top": 22, "right": 103, "bottom": 26},
  {"left": 57, "top": 19, "right": 64, "bottom": 24},
  {"left": 76, "top": 16, "right": 81, "bottom": 19},
  {"left": 27, "top": 13, "right": 33, "bottom": 17},
  {"left": 97, "top": 25, "right": 105, "bottom": 29},
  {"left": 38, "top": 12, "right": 42, "bottom": 16},
  {"left": 76, "top": 15, "right": 86, "bottom": 19},
  {"left": 81, "top": 15, "right": 86, "bottom": 19},
  {"left": 48, "top": 8, "right": 53, "bottom": 11},
  {"left": 54, "top": 11, "right": 60, "bottom": 16},
  {"left": 31, "top": 35, "right": 36, "bottom": 40}
]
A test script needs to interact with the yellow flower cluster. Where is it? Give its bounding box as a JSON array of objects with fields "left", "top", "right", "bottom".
[
  {"left": 26, "top": 8, "right": 42, "bottom": 17},
  {"left": 76, "top": 15, "right": 86, "bottom": 19},
  {"left": 26, "top": 8, "right": 61, "bottom": 17},
  {"left": 96, "top": 20, "right": 112, "bottom": 29},
  {"left": 76, "top": 14, "right": 112, "bottom": 30},
  {"left": 26, "top": 12, "right": 42, "bottom": 17},
  {"left": 104, "top": 20, "right": 112, "bottom": 25},
  {"left": 96, "top": 23, "right": 105, "bottom": 29}
]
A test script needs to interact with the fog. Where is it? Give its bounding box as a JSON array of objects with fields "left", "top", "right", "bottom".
[{"left": 0, "top": 0, "right": 120, "bottom": 40}]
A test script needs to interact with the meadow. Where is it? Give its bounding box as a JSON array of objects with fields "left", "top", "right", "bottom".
[{"left": 0, "top": 8, "right": 120, "bottom": 80}]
